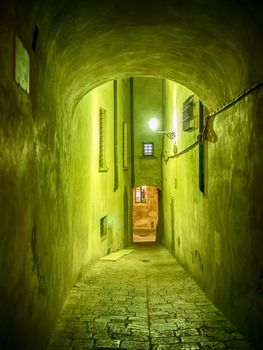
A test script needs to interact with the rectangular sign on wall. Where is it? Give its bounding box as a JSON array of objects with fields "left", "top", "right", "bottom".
[{"left": 15, "top": 36, "right": 30, "bottom": 93}]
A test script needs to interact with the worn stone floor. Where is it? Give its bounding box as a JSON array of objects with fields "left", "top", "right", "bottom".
[{"left": 47, "top": 244, "right": 254, "bottom": 350}]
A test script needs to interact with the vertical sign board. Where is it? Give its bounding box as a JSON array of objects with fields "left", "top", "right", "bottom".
[{"left": 15, "top": 36, "right": 30, "bottom": 93}]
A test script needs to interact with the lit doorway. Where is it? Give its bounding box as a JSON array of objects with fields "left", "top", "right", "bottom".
[{"left": 132, "top": 186, "right": 159, "bottom": 243}]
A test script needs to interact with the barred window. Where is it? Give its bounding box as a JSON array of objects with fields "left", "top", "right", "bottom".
[
  {"left": 100, "top": 216, "right": 108, "bottom": 238},
  {"left": 142, "top": 142, "right": 154, "bottom": 156},
  {"left": 135, "top": 186, "right": 147, "bottom": 203},
  {"left": 183, "top": 95, "right": 194, "bottom": 131}
]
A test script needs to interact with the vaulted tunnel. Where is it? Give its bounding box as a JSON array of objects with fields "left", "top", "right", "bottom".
[{"left": 0, "top": 0, "right": 263, "bottom": 349}]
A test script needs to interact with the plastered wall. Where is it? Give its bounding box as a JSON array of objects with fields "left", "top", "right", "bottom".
[
  {"left": 71, "top": 80, "right": 132, "bottom": 273},
  {"left": 162, "top": 80, "right": 263, "bottom": 347},
  {"left": 0, "top": 61, "right": 132, "bottom": 349}
]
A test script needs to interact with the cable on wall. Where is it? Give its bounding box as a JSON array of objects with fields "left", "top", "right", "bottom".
[
  {"left": 205, "top": 79, "right": 263, "bottom": 120},
  {"left": 163, "top": 79, "right": 263, "bottom": 163},
  {"left": 163, "top": 139, "right": 199, "bottom": 163}
]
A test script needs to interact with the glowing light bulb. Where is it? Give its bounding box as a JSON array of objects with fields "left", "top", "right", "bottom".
[{"left": 149, "top": 117, "right": 159, "bottom": 131}]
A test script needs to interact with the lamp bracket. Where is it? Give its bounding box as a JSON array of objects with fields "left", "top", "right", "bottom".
[{"left": 154, "top": 131, "right": 176, "bottom": 139}]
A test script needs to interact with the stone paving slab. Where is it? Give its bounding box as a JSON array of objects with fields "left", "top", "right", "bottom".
[
  {"left": 47, "top": 244, "right": 254, "bottom": 350},
  {"left": 100, "top": 249, "right": 134, "bottom": 261}
]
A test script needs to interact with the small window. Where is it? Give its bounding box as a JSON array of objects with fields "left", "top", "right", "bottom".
[
  {"left": 142, "top": 142, "right": 154, "bottom": 156},
  {"left": 135, "top": 186, "right": 147, "bottom": 203},
  {"left": 183, "top": 95, "right": 195, "bottom": 131},
  {"left": 123, "top": 122, "right": 128, "bottom": 169},
  {"left": 100, "top": 216, "right": 108, "bottom": 238},
  {"left": 99, "top": 107, "right": 107, "bottom": 171}
]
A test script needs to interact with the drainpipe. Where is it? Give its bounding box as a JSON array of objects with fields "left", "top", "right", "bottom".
[
  {"left": 113, "top": 80, "right": 119, "bottom": 192},
  {"left": 199, "top": 101, "right": 205, "bottom": 194}
]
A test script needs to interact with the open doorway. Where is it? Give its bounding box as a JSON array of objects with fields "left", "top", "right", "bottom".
[{"left": 132, "top": 186, "right": 159, "bottom": 243}]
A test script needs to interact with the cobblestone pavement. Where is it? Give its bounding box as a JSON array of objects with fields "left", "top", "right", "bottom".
[{"left": 47, "top": 244, "right": 254, "bottom": 350}]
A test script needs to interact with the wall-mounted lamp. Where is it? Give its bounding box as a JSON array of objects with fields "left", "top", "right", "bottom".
[{"left": 148, "top": 117, "right": 176, "bottom": 140}]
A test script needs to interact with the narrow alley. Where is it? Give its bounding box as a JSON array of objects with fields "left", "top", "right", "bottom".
[
  {"left": 48, "top": 245, "right": 253, "bottom": 350},
  {"left": 1, "top": 1, "right": 263, "bottom": 349}
]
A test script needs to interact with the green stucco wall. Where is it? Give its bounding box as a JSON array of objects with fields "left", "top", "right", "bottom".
[
  {"left": 72, "top": 80, "right": 132, "bottom": 271},
  {"left": 0, "top": 72, "right": 131, "bottom": 349},
  {"left": 162, "top": 80, "right": 263, "bottom": 346}
]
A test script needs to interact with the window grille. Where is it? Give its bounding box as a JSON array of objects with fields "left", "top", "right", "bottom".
[
  {"left": 100, "top": 216, "right": 108, "bottom": 238},
  {"left": 142, "top": 142, "right": 154, "bottom": 156},
  {"left": 135, "top": 186, "right": 147, "bottom": 203},
  {"left": 183, "top": 95, "right": 195, "bottom": 131},
  {"left": 99, "top": 107, "right": 107, "bottom": 171}
]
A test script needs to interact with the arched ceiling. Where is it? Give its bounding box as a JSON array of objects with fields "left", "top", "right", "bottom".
[{"left": 9, "top": 0, "right": 263, "bottom": 111}]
